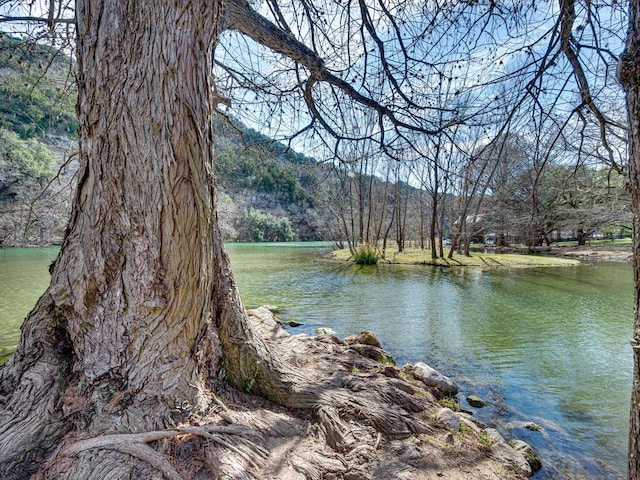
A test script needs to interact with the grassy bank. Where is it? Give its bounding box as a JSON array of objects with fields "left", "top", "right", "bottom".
[{"left": 333, "top": 247, "right": 582, "bottom": 267}]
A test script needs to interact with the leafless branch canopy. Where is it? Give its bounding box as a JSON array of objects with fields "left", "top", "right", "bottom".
[
  {"left": 217, "top": 1, "right": 626, "bottom": 171},
  {"left": 0, "top": 0, "right": 629, "bottom": 169}
]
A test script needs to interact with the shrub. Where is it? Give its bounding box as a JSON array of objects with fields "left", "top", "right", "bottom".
[
  {"left": 353, "top": 243, "right": 380, "bottom": 265},
  {"left": 0, "top": 128, "right": 55, "bottom": 181}
]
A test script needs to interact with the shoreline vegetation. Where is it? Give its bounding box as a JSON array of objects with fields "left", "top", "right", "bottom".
[{"left": 332, "top": 239, "right": 632, "bottom": 267}]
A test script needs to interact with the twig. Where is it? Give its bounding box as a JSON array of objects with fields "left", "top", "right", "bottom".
[{"left": 374, "top": 432, "right": 382, "bottom": 450}]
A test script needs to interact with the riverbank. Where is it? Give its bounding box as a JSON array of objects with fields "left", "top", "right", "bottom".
[
  {"left": 1, "top": 244, "right": 631, "bottom": 477},
  {"left": 540, "top": 245, "right": 633, "bottom": 263},
  {"left": 241, "top": 307, "right": 536, "bottom": 479},
  {"left": 333, "top": 241, "right": 632, "bottom": 267}
]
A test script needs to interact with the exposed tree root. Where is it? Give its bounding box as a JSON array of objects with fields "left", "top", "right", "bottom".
[{"left": 21, "top": 306, "right": 533, "bottom": 479}]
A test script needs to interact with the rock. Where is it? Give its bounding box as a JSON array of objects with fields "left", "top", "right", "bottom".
[
  {"left": 445, "top": 432, "right": 455, "bottom": 445},
  {"left": 510, "top": 439, "right": 542, "bottom": 473},
  {"left": 344, "top": 331, "right": 382, "bottom": 348},
  {"left": 506, "top": 420, "right": 543, "bottom": 432},
  {"left": 485, "top": 428, "right": 505, "bottom": 444},
  {"left": 315, "top": 333, "right": 345, "bottom": 345},
  {"left": 315, "top": 327, "right": 336, "bottom": 336},
  {"left": 484, "top": 429, "right": 535, "bottom": 476},
  {"left": 466, "top": 395, "right": 487, "bottom": 408},
  {"left": 413, "top": 362, "right": 458, "bottom": 395},
  {"left": 458, "top": 412, "right": 487, "bottom": 429},
  {"left": 524, "top": 421, "right": 543, "bottom": 432},
  {"left": 459, "top": 416, "right": 482, "bottom": 434},
  {"left": 380, "top": 366, "right": 401, "bottom": 379},
  {"left": 436, "top": 408, "right": 461, "bottom": 432},
  {"left": 348, "top": 344, "right": 394, "bottom": 363},
  {"left": 491, "top": 441, "right": 532, "bottom": 477},
  {"left": 285, "top": 320, "right": 304, "bottom": 327},
  {"left": 457, "top": 412, "right": 486, "bottom": 433}
]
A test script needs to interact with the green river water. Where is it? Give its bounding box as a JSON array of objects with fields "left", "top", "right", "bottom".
[{"left": 0, "top": 243, "right": 633, "bottom": 479}]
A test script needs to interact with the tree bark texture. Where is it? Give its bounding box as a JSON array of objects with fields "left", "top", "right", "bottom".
[
  {"left": 68, "top": 0, "right": 224, "bottom": 426},
  {"left": 0, "top": 1, "right": 324, "bottom": 473},
  {"left": 620, "top": 1, "right": 640, "bottom": 478},
  {"left": 0, "top": 0, "right": 240, "bottom": 476}
]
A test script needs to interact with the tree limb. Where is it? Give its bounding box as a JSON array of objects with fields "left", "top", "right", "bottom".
[{"left": 221, "top": 0, "right": 443, "bottom": 137}]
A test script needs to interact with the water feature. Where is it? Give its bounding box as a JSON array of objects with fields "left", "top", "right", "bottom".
[{"left": 0, "top": 243, "right": 633, "bottom": 478}]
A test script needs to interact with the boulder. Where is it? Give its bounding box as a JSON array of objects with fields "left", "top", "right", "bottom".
[
  {"left": 491, "top": 441, "right": 532, "bottom": 477},
  {"left": 510, "top": 439, "right": 542, "bottom": 473},
  {"left": 436, "top": 408, "right": 461, "bottom": 432},
  {"left": 484, "top": 429, "right": 535, "bottom": 476},
  {"left": 413, "top": 362, "right": 458, "bottom": 395}
]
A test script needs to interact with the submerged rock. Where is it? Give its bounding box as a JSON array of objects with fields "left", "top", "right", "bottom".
[
  {"left": 412, "top": 362, "right": 458, "bottom": 395},
  {"left": 506, "top": 420, "right": 544, "bottom": 433},
  {"left": 524, "top": 422, "right": 543, "bottom": 432},
  {"left": 466, "top": 395, "right": 487, "bottom": 408}
]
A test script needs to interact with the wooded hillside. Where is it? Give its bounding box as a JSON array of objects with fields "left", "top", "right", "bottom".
[{"left": 0, "top": 34, "right": 333, "bottom": 246}]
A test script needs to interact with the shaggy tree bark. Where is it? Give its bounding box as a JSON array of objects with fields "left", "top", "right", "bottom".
[
  {"left": 621, "top": 2, "right": 640, "bottom": 479},
  {"left": 0, "top": 1, "right": 291, "bottom": 477}
]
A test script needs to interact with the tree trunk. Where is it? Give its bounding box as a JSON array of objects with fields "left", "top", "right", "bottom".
[
  {"left": 0, "top": 1, "right": 273, "bottom": 477},
  {"left": 430, "top": 192, "right": 438, "bottom": 260},
  {"left": 619, "top": 2, "right": 640, "bottom": 478}
]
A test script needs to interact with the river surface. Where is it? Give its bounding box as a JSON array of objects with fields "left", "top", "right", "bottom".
[{"left": 0, "top": 243, "right": 633, "bottom": 479}]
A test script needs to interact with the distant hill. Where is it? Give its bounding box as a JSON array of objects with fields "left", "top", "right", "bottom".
[
  {"left": 0, "top": 35, "right": 77, "bottom": 138},
  {"left": 0, "top": 35, "right": 333, "bottom": 246}
]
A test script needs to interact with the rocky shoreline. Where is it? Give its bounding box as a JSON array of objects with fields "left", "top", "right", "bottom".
[{"left": 263, "top": 308, "right": 542, "bottom": 478}]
